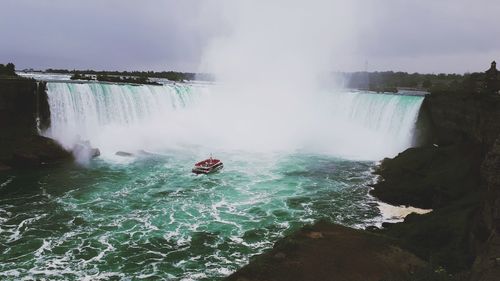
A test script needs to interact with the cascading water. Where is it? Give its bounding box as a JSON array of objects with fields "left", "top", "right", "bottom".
[
  {"left": 45, "top": 82, "right": 423, "bottom": 160},
  {"left": 45, "top": 82, "right": 208, "bottom": 158},
  {"left": 323, "top": 91, "right": 424, "bottom": 159}
]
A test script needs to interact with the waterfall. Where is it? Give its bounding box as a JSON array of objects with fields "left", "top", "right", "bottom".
[
  {"left": 45, "top": 82, "right": 423, "bottom": 160},
  {"left": 323, "top": 91, "right": 424, "bottom": 159}
]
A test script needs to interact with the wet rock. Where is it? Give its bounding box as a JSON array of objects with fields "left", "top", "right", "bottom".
[
  {"left": 7, "top": 136, "right": 72, "bottom": 168},
  {"left": 116, "top": 151, "right": 134, "bottom": 157},
  {"left": 371, "top": 144, "right": 482, "bottom": 209},
  {"left": 381, "top": 222, "right": 397, "bottom": 229},
  {"left": 365, "top": 226, "right": 380, "bottom": 231},
  {"left": 90, "top": 148, "right": 100, "bottom": 158}
]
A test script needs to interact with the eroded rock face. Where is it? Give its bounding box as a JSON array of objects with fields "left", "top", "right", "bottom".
[
  {"left": 471, "top": 137, "right": 500, "bottom": 280},
  {"left": 482, "top": 138, "right": 500, "bottom": 232},
  {"left": 371, "top": 144, "right": 481, "bottom": 209},
  {"left": 0, "top": 79, "right": 69, "bottom": 168},
  {"left": 9, "top": 136, "right": 73, "bottom": 168},
  {"left": 425, "top": 91, "right": 500, "bottom": 149},
  {"left": 0, "top": 79, "right": 50, "bottom": 137},
  {"left": 371, "top": 91, "right": 500, "bottom": 276}
]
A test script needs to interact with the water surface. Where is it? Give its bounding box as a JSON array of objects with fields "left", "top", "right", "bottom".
[{"left": 0, "top": 152, "right": 380, "bottom": 280}]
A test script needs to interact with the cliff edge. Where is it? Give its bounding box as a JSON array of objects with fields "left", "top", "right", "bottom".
[{"left": 0, "top": 78, "right": 72, "bottom": 169}]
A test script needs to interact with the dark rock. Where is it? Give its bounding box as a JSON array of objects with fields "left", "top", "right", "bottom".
[
  {"left": 36, "top": 82, "right": 51, "bottom": 131},
  {"left": 227, "top": 70, "right": 500, "bottom": 280},
  {"left": 11, "top": 152, "right": 40, "bottom": 167},
  {"left": 381, "top": 222, "right": 397, "bottom": 228},
  {"left": 425, "top": 89, "right": 500, "bottom": 149},
  {"left": 381, "top": 194, "right": 479, "bottom": 273},
  {"left": 470, "top": 137, "right": 500, "bottom": 280},
  {"left": 371, "top": 144, "right": 481, "bottom": 209},
  {"left": 116, "top": 151, "right": 134, "bottom": 157},
  {"left": 412, "top": 98, "right": 435, "bottom": 147},
  {"left": 403, "top": 212, "right": 421, "bottom": 223},
  {"left": 226, "top": 222, "right": 426, "bottom": 281},
  {"left": 365, "top": 225, "right": 380, "bottom": 231},
  {"left": 0, "top": 79, "right": 50, "bottom": 138},
  {"left": 0, "top": 162, "right": 11, "bottom": 171},
  {"left": 7, "top": 136, "right": 73, "bottom": 168},
  {"left": 273, "top": 252, "right": 286, "bottom": 260},
  {"left": 0, "top": 79, "right": 66, "bottom": 169},
  {"left": 370, "top": 84, "right": 500, "bottom": 276},
  {"left": 91, "top": 148, "right": 100, "bottom": 158}
]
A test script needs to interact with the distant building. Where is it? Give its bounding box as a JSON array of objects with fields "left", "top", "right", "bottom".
[{"left": 485, "top": 61, "right": 500, "bottom": 94}]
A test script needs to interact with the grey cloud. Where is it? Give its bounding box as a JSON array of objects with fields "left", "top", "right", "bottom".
[{"left": 0, "top": 0, "right": 499, "bottom": 73}]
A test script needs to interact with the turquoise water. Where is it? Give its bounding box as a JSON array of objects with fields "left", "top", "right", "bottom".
[
  {"left": 0, "top": 151, "right": 380, "bottom": 280},
  {"left": 1, "top": 81, "right": 424, "bottom": 280}
]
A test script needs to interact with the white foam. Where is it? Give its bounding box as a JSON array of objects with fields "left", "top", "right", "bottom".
[
  {"left": 377, "top": 202, "right": 432, "bottom": 224},
  {"left": 0, "top": 176, "right": 15, "bottom": 188}
]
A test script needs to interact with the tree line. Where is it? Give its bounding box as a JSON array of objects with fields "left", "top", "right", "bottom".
[
  {"left": 343, "top": 71, "right": 465, "bottom": 92},
  {"left": 47, "top": 69, "right": 214, "bottom": 82}
]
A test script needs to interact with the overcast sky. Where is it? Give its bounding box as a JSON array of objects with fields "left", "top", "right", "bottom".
[{"left": 1, "top": 0, "right": 499, "bottom": 73}]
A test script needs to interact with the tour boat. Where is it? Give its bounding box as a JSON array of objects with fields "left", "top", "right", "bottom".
[{"left": 192, "top": 157, "right": 223, "bottom": 174}]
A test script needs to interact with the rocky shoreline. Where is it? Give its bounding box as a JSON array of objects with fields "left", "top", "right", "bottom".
[
  {"left": 227, "top": 84, "right": 500, "bottom": 280},
  {"left": 227, "top": 222, "right": 427, "bottom": 281}
]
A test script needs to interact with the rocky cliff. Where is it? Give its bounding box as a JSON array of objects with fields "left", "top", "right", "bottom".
[
  {"left": 0, "top": 78, "right": 50, "bottom": 136},
  {"left": 372, "top": 89, "right": 500, "bottom": 279},
  {"left": 418, "top": 89, "right": 500, "bottom": 280},
  {"left": 0, "top": 78, "right": 71, "bottom": 169},
  {"left": 424, "top": 89, "right": 500, "bottom": 150},
  {"left": 470, "top": 137, "right": 500, "bottom": 280}
]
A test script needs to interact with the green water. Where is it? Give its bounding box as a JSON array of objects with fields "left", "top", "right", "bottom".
[{"left": 0, "top": 151, "right": 381, "bottom": 280}]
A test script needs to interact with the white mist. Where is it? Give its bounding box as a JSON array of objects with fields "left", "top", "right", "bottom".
[{"left": 44, "top": 1, "right": 423, "bottom": 161}]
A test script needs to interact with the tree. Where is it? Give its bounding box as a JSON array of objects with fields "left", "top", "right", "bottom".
[
  {"left": 0, "top": 63, "right": 17, "bottom": 76},
  {"left": 6, "top": 63, "right": 15, "bottom": 75}
]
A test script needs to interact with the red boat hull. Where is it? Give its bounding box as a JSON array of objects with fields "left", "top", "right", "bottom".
[{"left": 192, "top": 158, "right": 223, "bottom": 174}]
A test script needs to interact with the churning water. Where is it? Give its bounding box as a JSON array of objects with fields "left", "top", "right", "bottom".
[{"left": 0, "top": 82, "right": 423, "bottom": 280}]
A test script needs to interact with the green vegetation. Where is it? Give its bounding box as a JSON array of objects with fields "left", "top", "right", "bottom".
[
  {"left": 0, "top": 63, "right": 17, "bottom": 77},
  {"left": 49, "top": 68, "right": 214, "bottom": 82},
  {"left": 346, "top": 61, "right": 499, "bottom": 94},
  {"left": 70, "top": 73, "right": 161, "bottom": 85},
  {"left": 69, "top": 73, "right": 93, "bottom": 81},
  {"left": 345, "top": 71, "right": 464, "bottom": 92},
  {"left": 95, "top": 74, "right": 160, "bottom": 85}
]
